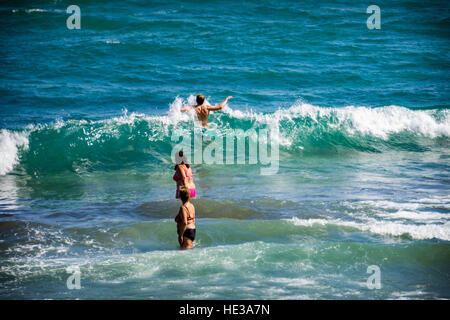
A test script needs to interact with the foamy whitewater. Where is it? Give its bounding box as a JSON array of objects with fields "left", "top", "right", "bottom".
[{"left": 1, "top": 0, "right": 449, "bottom": 299}]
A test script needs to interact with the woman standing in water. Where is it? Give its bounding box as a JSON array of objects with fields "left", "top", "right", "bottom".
[
  {"left": 174, "top": 187, "right": 196, "bottom": 249},
  {"left": 173, "top": 151, "right": 196, "bottom": 199}
]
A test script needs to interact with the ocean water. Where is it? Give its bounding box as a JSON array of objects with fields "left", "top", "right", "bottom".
[{"left": 0, "top": 0, "right": 449, "bottom": 299}]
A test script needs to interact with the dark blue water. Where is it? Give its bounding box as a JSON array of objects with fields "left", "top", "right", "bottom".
[{"left": 0, "top": 0, "right": 449, "bottom": 299}]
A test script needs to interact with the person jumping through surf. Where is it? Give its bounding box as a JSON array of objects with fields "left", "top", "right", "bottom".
[{"left": 180, "top": 94, "right": 232, "bottom": 128}]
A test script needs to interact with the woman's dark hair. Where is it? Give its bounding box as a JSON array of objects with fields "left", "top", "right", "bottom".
[{"left": 174, "top": 150, "right": 190, "bottom": 170}]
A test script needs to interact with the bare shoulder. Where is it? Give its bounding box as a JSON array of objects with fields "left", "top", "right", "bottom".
[{"left": 180, "top": 205, "right": 188, "bottom": 215}]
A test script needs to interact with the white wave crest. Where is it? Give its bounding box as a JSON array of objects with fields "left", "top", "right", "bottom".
[
  {"left": 223, "top": 101, "right": 450, "bottom": 140},
  {"left": 0, "top": 129, "right": 29, "bottom": 175},
  {"left": 105, "top": 97, "right": 449, "bottom": 143}
]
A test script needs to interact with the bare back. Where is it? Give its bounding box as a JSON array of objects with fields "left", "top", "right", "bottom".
[
  {"left": 181, "top": 96, "right": 231, "bottom": 127},
  {"left": 182, "top": 202, "right": 195, "bottom": 229},
  {"left": 194, "top": 105, "right": 210, "bottom": 127}
]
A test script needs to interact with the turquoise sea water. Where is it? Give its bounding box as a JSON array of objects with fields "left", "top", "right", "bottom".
[{"left": 0, "top": 0, "right": 449, "bottom": 299}]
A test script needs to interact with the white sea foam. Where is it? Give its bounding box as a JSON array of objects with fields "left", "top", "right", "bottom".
[
  {"left": 375, "top": 210, "right": 449, "bottom": 221},
  {"left": 13, "top": 8, "right": 64, "bottom": 14},
  {"left": 166, "top": 95, "right": 195, "bottom": 124},
  {"left": 271, "top": 277, "right": 316, "bottom": 287},
  {"left": 344, "top": 200, "right": 449, "bottom": 222},
  {"left": 288, "top": 217, "right": 450, "bottom": 241},
  {"left": 25, "top": 9, "right": 48, "bottom": 13},
  {"left": 223, "top": 101, "right": 450, "bottom": 140},
  {"left": 0, "top": 129, "right": 29, "bottom": 175},
  {"left": 390, "top": 290, "right": 429, "bottom": 300}
]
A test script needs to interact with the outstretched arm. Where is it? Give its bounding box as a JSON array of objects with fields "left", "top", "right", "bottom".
[
  {"left": 207, "top": 96, "right": 232, "bottom": 111},
  {"left": 180, "top": 105, "right": 194, "bottom": 112}
]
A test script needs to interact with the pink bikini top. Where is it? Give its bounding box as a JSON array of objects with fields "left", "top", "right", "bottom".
[{"left": 173, "top": 166, "right": 192, "bottom": 182}]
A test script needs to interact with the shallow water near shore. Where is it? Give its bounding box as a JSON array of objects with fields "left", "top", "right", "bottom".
[{"left": 1, "top": 0, "right": 449, "bottom": 299}]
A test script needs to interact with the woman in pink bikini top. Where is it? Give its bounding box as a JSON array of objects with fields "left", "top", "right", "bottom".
[{"left": 173, "top": 151, "right": 196, "bottom": 199}]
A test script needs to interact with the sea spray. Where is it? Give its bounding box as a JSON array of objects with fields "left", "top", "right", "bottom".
[{"left": 0, "top": 129, "right": 29, "bottom": 175}]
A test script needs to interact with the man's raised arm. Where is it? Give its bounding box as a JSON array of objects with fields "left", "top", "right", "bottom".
[
  {"left": 180, "top": 105, "right": 193, "bottom": 112},
  {"left": 207, "top": 96, "right": 232, "bottom": 111}
]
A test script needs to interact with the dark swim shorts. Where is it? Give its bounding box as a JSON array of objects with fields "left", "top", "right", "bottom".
[{"left": 183, "top": 229, "right": 196, "bottom": 241}]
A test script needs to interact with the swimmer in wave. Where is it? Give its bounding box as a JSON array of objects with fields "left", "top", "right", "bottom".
[{"left": 180, "top": 94, "right": 232, "bottom": 128}]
